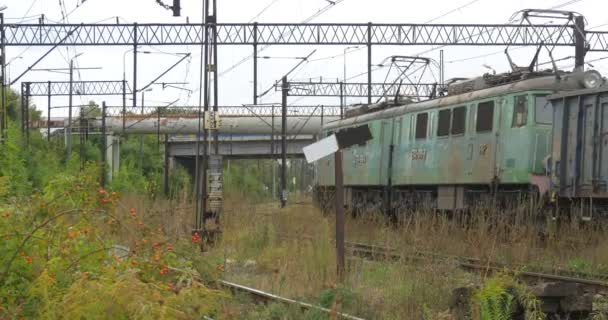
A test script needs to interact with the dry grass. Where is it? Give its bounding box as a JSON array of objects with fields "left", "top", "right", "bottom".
[
  {"left": 101, "top": 191, "right": 608, "bottom": 318},
  {"left": 212, "top": 194, "right": 608, "bottom": 319},
  {"left": 344, "top": 206, "right": 608, "bottom": 276},
  {"left": 213, "top": 196, "right": 478, "bottom": 319}
]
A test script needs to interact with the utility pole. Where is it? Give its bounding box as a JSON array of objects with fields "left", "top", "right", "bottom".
[
  {"left": 574, "top": 15, "right": 587, "bottom": 71},
  {"left": 335, "top": 149, "right": 345, "bottom": 281},
  {"left": 0, "top": 12, "right": 5, "bottom": 143},
  {"left": 140, "top": 88, "right": 152, "bottom": 174},
  {"left": 47, "top": 81, "right": 51, "bottom": 141},
  {"left": 280, "top": 76, "right": 288, "bottom": 208},
  {"left": 67, "top": 52, "right": 83, "bottom": 159},
  {"left": 101, "top": 102, "right": 107, "bottom": 187},
  {"left": 67, "top": 58, "right": 73, "bottom": 158}
]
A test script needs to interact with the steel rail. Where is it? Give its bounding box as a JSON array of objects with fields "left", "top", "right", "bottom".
[
  {"left": 277, "top": 232, "right": 608, "bottom": 289},
  {"left": 218, "top": 280, "right": 366, "bottom": 320},
  {"left": 347, "top": 242, "right": 608, "bottom": 291}
]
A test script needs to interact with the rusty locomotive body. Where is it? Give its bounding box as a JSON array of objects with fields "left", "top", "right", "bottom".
[{"left": 314, "top": 69, "right": 608, "bottom": 218}]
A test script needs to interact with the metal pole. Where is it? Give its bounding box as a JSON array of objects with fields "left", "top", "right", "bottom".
[
  {"left": 574, "top": 16, "right": 586, "bottom": 71},
  {"left": 20, "top": 84, "right": 24, "bottom": 138},
  {"left": 281, "top": 76, "right": 288, "bottom": 208},
  {"left": 47, "top": 81, "right": 51, "bottom": 141},
  {"left": 321, "top": 105, "right": 324, "bottom": 128},
  {"left": 0, "top": 12, "right": 5, "bottom": 142},
  {"left": 200, "top": 0, "right": 211, "bottom": 230},
  {"left": 25, "top": 83, "right": 30, "bottom": 147},
  {"left": 133, "top": 23, "right": 138, "bottom": 111},
  {"left": 164, "top": 133, "right": 169, "bottom": 197},
  {"left": 140, "top": 90, "right": 144, "bottom": 174},
  {"left": 122, "top": 79, "right": 126, "bottom": 132},
  {"left": 194, "top": 3, "right": 205, "bottom": 230},
  {"left": 271, "top": 105, "right": 275, "bottom": 199},
  {"left": 157, "top": 107, "right": 161, "bottom": 152},
  {"left": 339, "top": 82, "right": 344, "bottom": 119},
  {"left": 79, "top": 107, "right": 84, "bottom": 171},
  {"left": 101, "top": 102, "right": 107, "bottom": 187},
  {"left": 335, "top": 149, "right": 345, "bottom": 281},
  {"left": 67, "top": 59, "right": 73, "bottom": 158},
  {"left": 367, "top": 22, "right": 372, "bottom": 105},
  {"left": 440, "top": 50, "right": 444, "bottom": 88},
  {"left": 212, "top": 0, "right": 219, "bottom": 155},
  {"left": 253, "top": 22, "right": 258, "bottom": 105}
]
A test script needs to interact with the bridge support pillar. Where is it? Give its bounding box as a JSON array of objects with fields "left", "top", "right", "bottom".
[
  {"left": 112, "top": 136, "right": 120, "bottom": 177},
  {"left": 105, "top": 135, "right": 120, "bottom": 183}
]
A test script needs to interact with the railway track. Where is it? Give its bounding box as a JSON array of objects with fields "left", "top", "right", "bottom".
[
  {"left": 346, "top": 241, "right": 608, "bottom": 292},
  {"left": 277, "top": 233, "right": 608, "bottom": 292},
  {"left": 218, "top": 280, "right": 366, "bottom": 320}
]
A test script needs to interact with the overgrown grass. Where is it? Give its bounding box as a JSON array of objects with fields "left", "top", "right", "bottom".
[{"left": 214, "top": 192, "right": 608, "bottom": 319}]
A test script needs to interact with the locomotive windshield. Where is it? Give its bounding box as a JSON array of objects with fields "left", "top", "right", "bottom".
[{"left": 535, "top": 95, "right": 552, "bottom": 124}]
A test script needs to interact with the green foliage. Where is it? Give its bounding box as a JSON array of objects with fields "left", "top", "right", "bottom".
[
  {"left": 0, "top": 123, "right": 30, "bottom": 199},
  {"left": 318, "top": 287, "right": 356, "bottom": 309},
  {"left": 474, "top": 274, "right": 543, "bottom": 320},
  {"left": 0, "top": 165, "right": 226, "bottom": 319},
  {"left": 567, "top": 257, "right": 593, "bottom": 274},
  {"left": 475, "top": 276, "right": 516, "bottom": 320},
  {"left": 0, "top": 87, "right": 223, "bottom": 318},
  {"left": 5, "top": 87, "right": 41, "bottom": 122},
  {"left": 224, "top": 160, "right": 270, "bottom": 200}
]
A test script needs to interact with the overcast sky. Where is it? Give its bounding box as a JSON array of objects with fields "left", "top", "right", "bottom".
[{"left": 2, "top": 0, "right": 608, "bottom": 117}]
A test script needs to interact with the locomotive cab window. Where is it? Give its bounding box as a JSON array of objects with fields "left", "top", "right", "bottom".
[
  {"left": 512, "top": 95, "right": 528, "bottom": 128},
  {"left": 535, "top": 95, "right": 552, "bottom": 124},
  {"left": 476, "top": 101, "right": 494, "bottom": 132},
  {"left": 451, "top": 106, "right": 466, "bottom": 135},
  {"left": 415, "top": 113, "right": 428, "bottom": 139},
  {"left": 437, "top": 109, "right": 451, "bottom": 137}
]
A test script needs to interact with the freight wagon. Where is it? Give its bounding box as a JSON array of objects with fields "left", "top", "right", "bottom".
[{"left": 314, "top": 69, "right": 608, "bottom": 219}]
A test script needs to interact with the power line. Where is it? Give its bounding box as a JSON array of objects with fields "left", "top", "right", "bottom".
[
  {"left": 309, "top": 0, "right": 483, "bottom": 66},
  {"left": 423, "top": 0, "right": 482, "bottom": 24},
  {"left": 248, "top": 0, "right": 281, "bottom": 22},
  {"left": 551, "top": 0, "right": 583, "bottom": 10},
  {"left": 218, "top": 0, "right": 345, "bottom": 78},
  {"left": 18, "top": 0, "right": 39, "bottom": 24},
  {"left": 416, "top": 0, "right": 586, "bottom": 66}
]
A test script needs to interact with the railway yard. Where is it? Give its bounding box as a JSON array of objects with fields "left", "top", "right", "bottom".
[
  {"left": 206, "top": 196, "right": 608, "bottom": 319},
  {"left": 3, "top": 0, "right": 608, "bottom": 319}
]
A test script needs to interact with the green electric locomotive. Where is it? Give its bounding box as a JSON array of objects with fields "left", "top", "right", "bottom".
[{"left": 314, "top": 68, "right": 607, "bottom": 217}]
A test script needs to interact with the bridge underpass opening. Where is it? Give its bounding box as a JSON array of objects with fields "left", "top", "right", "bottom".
[{"left": 173, "top": 157, "right": 313, "bottom": 201}]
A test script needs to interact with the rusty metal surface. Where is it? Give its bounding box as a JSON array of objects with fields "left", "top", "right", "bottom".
[
  {"left": 325, "top": 72, "right": 589, "bottom": 131},
  {"left": 550, "top": 87, "right": 608, "bottom": 198}
]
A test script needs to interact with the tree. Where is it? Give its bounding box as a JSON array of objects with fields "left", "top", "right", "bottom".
[{"left": 81, "top": 101, "right": 101, "bottom": 118}]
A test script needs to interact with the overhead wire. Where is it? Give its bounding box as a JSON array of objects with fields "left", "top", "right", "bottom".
[
  {"left": 301, "top": 0, "right": 485, "bottom": 85},
  {"left": 437, "top": 0, "right": 586, "bottom": 67},
  {"left": 248, "top": 0, "right": 281, "bottom": 23},
  {"left": 17, "top": 0, "right": 40, "bottom": 24},
  {"left": 424, "top": 0, "right": 482, "bottom": 24},
  {"left": 309, "top": 0, "right": 485, "bottom": 66},
  {"left": 217, "top": 0, "right": 346, "bottom": 78}
]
